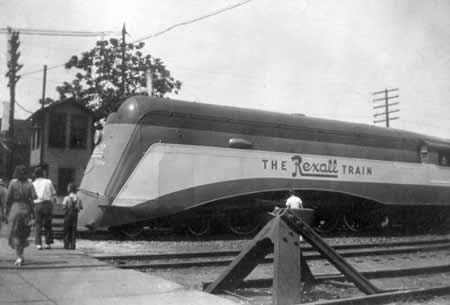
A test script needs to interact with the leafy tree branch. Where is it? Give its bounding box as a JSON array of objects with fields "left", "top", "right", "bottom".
[{"left": 57, "top": 38, "right": 182, "bottom": 119}]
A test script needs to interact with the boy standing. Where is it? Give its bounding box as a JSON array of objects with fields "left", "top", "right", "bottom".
[{"left": 62, "top": 183, "right": 83, "bottom": 249}]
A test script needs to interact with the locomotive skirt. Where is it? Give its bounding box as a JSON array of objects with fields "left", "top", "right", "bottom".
[{"left": 8, "top": 202, "right": 32, "bottom": 256}]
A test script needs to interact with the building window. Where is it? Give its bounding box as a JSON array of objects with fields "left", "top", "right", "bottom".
[
  {"left": 48, "top": 113, "right": 67, "bottom": 148},
  {"left": 36, "top": 127, "right": 41, "bottom": 149},
  {"left": 70, "top": 114, "right": 88, "bottom": 149},
  {"left": 57, "top": 167, "right": 75, "bottom": 195},
  {"left": 31, "top": 128, "right": 35, "bottom": 150},
  {"left": 32, "top": 127, "right": 41, "bottom": 150}
]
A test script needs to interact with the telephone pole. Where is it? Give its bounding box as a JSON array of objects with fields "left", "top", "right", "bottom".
[
  {"left": 5, "top": 27, "right": 23, "bottom": 176},
  {"left": 372, "top": 88, "right": 399, "bottom": 128},
  {"left": 40, "top": 65, "right": 47, "bottom": 166},
  {"left": 121, "top": 23, "right": 126, "bottom": 97},
  {"left": 6, "top": 28, "right": 23, "bottom": 140}
]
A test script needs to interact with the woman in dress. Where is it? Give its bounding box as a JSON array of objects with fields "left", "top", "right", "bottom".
[{"left": 6, "top": 165, "right": 37, "bottom": 266}]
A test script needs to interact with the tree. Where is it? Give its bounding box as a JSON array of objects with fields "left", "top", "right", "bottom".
[{"left": 57, "top": 38, "right": 182, "bottom": 119}]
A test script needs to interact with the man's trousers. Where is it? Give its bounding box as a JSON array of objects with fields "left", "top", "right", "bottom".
[{"left": 34, "top": 201, "right": 53, "bottom": 246}]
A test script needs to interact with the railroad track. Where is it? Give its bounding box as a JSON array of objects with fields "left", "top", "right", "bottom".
[
  {"left": 93, "top": 237, "right": 450, "bottom": 304},
  {"left": 95, "top": 238, "right": 450, "bottom": 270},
  {"left": 204, "top": 263, "right": 450, "bottom": 289}
]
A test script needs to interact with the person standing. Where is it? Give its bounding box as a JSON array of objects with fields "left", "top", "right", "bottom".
[
  {"left": 286, "top": 189, "right": 303, "bottom": 209},
  {"left": 62, "top": 183, "right": 83, "bottom": 249},
  {"left": 7, "top": 165, "right": 37, "bottom": 266},
  {"left": 32, "top": 167, "right": 56, "bottom": 250},
  {"left": 0, "top": 179, "right": 7, "bottom": 228},
  {"left": 286, "top": 189, "right": 304, "bottom": 241}
]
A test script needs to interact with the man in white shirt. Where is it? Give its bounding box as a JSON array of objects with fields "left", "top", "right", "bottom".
[
  {"left": 286, "top": 189, "right": 304, "bottom": 241},
  {"left": 33, "top": 167, "right": 56, "bottom": 250},
  {"left": 286, "top": 189, "right": 303, "bottom": 209}
]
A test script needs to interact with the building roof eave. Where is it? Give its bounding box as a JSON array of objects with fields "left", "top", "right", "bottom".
[{"left": 27, "top": 98, "right": 93, "bottom": 122}]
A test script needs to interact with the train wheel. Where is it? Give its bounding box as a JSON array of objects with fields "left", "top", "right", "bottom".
[
  {"left": 343, "top": 206, "right": 368, "bottom": 232},
  {"left": 226, "top": 213, "right": 262, "bottom": 236},
  {"left": 186, "top": 218, "right": 211, "bottom": 236},
  {"left": 120, "top": 224, "right": 144, "bottom": 238},
  {"left": 313, "top": 210, "right": 340, "bottom": 233}
]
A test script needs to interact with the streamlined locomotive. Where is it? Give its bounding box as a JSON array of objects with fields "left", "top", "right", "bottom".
[{"left": 77, "top": 96, "right": 450, "bottom": 235}]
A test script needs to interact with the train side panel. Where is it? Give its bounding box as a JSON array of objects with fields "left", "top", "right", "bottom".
[{"left": 105, "top": 143, "right": 450, "bottom": 227}]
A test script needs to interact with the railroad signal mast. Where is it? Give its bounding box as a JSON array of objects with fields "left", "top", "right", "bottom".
[{"left": 372, "top": 88, "right": 399, "bottom": 128}]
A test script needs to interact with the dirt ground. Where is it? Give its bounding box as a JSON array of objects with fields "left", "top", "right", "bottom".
[{"left": 76, "top": 232, "right": 450, "bottom": 304}]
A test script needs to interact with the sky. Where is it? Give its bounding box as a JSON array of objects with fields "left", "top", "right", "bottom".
[{"left": 0, "top": 0, "right": 449, "bottom": 139}]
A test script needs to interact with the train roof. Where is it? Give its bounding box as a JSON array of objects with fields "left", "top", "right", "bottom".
[{"left": 110, "top": 96, "right": 450, "bottom": 150}]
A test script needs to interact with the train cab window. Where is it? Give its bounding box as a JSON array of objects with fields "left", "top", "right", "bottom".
[
  {"left": 439, "top": 152, "right": 450, "bottom": 167},
  {"left": 419, "top": 145, "right": 429, "bottom": 163}
]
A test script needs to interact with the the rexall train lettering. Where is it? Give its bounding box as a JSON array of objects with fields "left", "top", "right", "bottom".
[{"left": 262, "top": 155, "right": 373, "bottom": 179}]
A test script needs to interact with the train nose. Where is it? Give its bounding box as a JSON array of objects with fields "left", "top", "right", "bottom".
[{"left": 77, "top": 190, "right": 107, "bottom": 231}]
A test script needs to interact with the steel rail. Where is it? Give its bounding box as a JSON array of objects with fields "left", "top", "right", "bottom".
[
  {"left": 301, "top": 284, "right": 450, "bottom": 305},
  {"left": 103, "top": 242, "right": 450, "bottom": 270},
  {"left": 202, "top": 263, "right": 450, "bottom": 289},
  {"left": 94, "top": 237, "right": 450, "bottom": 261}
]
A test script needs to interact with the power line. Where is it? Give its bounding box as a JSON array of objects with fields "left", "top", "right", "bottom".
[
  {"left": 0, "top": 27, "right": 120, "bottom": 37},
  {"left": 20, "top": 64, "right": 66, "bottom": 77},
  {"left": 133, "top": 0, "right": 256, "bottom": 43},
  {"left": 7, "top": 1, "right": 256, "bottom": 77},
  {"left": 21, "top": 75, "right": 62, "bottom": 84},
  {"left": 15, "top": 101, "right": 34, "bottom": 114}
]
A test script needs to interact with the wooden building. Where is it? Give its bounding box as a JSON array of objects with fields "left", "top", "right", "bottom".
[
  {"left": 0, "top": 119, "right": 32, "bottom": 179},
  {"left": 29, "top": 100, "right": 94, "bottom": 194}
]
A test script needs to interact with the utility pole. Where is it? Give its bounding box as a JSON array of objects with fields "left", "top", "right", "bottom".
[
  {"left": 372, "top": 88, "right": 399, "bottom": 128},
  {"left": 6, "top": 28, "right": 22, "bottom": 141},
  {"left": 121, "top": 23, "right": 126, "bottom": 97},
  {"left": 146, "top": 69, "right": 153, "bottom": 96},
  {"left": 40, "top": 64, "right": 47, "bottom": 166},
  {"left": 5, "top": 27, "right": 23, "bottom": 176}
]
